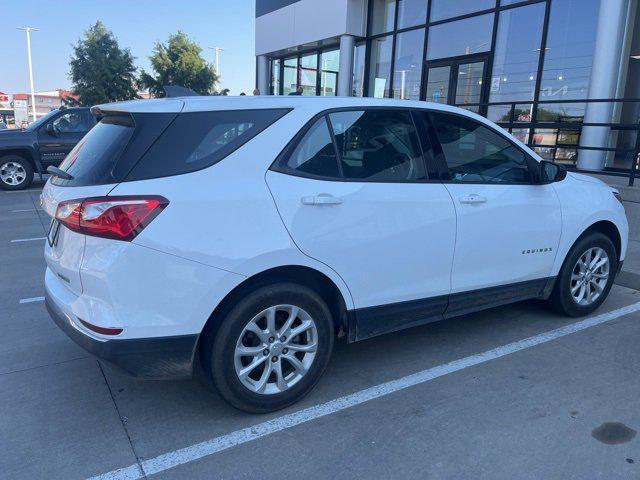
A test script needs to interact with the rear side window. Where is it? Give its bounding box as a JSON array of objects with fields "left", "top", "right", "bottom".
[
  {"left": 283, "top": 118, "right": 340, "bottom": 178},
  {"left": 126, "top": 109, "right": 290, "bottom": 181},
  {"left": 274, "top": 108, "right": 427, "bottom": 182},
  {"left": 329, "top": 110, "right": 426, "bottom": 181},
  {"left": 53, "top": 114, "right": 134, "bottom": 186},
  {"left": 430, "top": 112, "right": 532, "bottom": 183}
]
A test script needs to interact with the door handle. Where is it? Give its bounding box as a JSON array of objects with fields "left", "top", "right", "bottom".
[
  {"left": 301, "top": 194, "right": 343, "bottom": 206},
  {"left": 459, "top": 194, "right": 487, "bottom": 204}
]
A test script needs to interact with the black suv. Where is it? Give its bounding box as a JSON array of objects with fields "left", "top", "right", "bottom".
[{"left": 0, "top": 107, "right": 95, "bottom": 190}]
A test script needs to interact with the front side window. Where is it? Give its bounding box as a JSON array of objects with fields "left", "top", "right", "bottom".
[
  {"left": 283, "top": 117, "right": 340, "bottom": 178},
  {"left": 430, "top": 112, "right": 532, "bottom": 183},
  {"left": 53, "top": 110, "right": 93, "bottom": 133},
  {"left": 329, "top": 110, "right": 426, "bottom": 181}
]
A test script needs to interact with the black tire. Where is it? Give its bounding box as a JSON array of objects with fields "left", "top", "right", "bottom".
[
  {"left": 0, "top": 155, "right": 34, "bottom": 191},
  {"left": 209, "top": 283, "right": 334, "bottom": 413},
  {"left": 548, "top": 232, "right": 617, "bottom": 317}
]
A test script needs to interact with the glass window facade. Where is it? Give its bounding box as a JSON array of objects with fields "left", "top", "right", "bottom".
[
  {"left": 489, "top": 2, "right": 545, "bottom": 103},
  {"left": 397, "top": 0, "right": 428, "bottom": 30},
  {"left": 426, "top": 14, "right": 493, "bottom": 60},
  {"left": 430, "top": 0, "right": 495, "bottom": 22},
  {"left": 539, "top": 0, "right": 600, "bottom": 121},
  {"left": 369, "top": 35, "right": 394, "bottom": 98},
  {"left": 264, "top": 0, "right": 640, "bottom": 170},
  {"left": 392, "top": 28, "right": 425, "bottom": 99},
  {"left": 353, "top": 42, "right": 367, "bottom": 97},
  {"left": 320, "top": 50, "right": 340, "bottom": 96},
  {"left": 370, "top": 0, "right": 396, "bottom": 35}
]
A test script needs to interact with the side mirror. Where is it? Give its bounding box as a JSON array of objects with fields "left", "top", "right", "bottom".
[
  {"left": 539, "top": 160, "right": 567, "bottom": 184},
  {"left": 46, "top": 123, "right": 56, "bottom": 136}
]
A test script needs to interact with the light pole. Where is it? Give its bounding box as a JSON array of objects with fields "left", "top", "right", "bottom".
[
  {"left": 17, "top": 26, "right": 38, "bottom": 122},
  {"left": 208, "top": 46, "right": 224, "bottom": 87}
]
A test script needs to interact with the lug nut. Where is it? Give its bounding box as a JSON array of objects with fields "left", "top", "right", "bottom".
[
  {"left": 272, "top": 356, "right": 278, "bottom": 362},
  {"left": 263, "top": 349, "right": 269, "bottom": 356},
  {"left": 268, "top": 336, "right": 275, "bottom": 343},
  {"left": 282, "top": 348, "right": 288, "bottom": 354},
  {"left": 280, "top": 336, "right": 286, "bottom": 342}
]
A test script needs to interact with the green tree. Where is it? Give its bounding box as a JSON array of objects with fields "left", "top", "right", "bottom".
[
  {"left": 69, "top": 21, "right": 139, "bottom": 106},
  {"left": 139, "top": 31, "right": 218, "bottom": 97}
]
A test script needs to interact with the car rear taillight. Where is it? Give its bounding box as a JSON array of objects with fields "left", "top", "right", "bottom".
[{"left": 55, "top": 196, "right": 168, "bottom": 241}]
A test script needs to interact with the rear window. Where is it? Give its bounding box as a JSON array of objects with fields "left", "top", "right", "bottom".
[
  {"left": 52, "top": 114, "right": 135, "bottom": 186},
  {"left": 125, "top": 109, "right": 290, "bottom": 181},
  {"left": 52, "top": 108, "right": 289, "bottom": 187}
]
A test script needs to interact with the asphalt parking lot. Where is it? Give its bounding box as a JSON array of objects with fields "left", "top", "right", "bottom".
[{"left": 2, "top": 178, "right": 640, "bottom": 480}]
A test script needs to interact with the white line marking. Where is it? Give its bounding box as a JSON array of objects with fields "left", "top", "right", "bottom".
[
  {"left": 88, "top": 301, "right": 640, "bottom": 480},
  {"left": 10, "top": 237, "right": 46, "bottom": 243},
  {"left": 11, "top": 208, "right": 44, "bottom": 213},
  {"left": 19, "top": 296, "right": 45, "bottom": 304}
]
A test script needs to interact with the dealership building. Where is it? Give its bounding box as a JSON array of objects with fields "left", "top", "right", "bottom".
[{"left": 255, "top": 0, "right": 640, "bottom": 171}]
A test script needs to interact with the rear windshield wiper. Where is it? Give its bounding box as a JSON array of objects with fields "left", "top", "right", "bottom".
[{"left": 47, "top": 166, "right": 74, "bottom": 180}]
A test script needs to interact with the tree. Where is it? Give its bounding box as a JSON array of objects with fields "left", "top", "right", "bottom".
[
  {"left": 69, "top": 21, "right": 139, "bottom": 106},
  {"left": 139, "top": 31, "right": 218, "bottom": 97}
]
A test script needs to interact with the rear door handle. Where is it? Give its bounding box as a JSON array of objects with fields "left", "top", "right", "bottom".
[
  {"left": 301, "top": 194, "right": 343, "bottom": 206},
  {"left": 459, "top": 194, "right": 487, "bottom": 204}
]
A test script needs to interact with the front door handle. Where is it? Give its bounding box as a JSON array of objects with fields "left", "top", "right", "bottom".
[
  {"left": 301, "top": 194, "right": 343, "bottom": 206},
  {"left": 459, "top": 194, "right": 487, "bottom": 204}
]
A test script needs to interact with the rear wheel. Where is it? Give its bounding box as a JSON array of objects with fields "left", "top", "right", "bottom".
[
  {"left": 0, "top": 155, "right": 34, "bottom": 191},
  {"left": 548, "top": 232, "right": 617, "bottom": 316},
  {"left": 209, "top": 283, "right": 334, "bottom": 413}
]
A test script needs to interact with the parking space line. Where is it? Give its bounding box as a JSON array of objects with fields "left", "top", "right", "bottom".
[
  {"left": 88, "top": 301, "right": 640, "bottom": 480},
  {"left": 19, "top": 296, "right": 45, "bottom": 304},
  {"left": 10, "top": 237, "right": 46, "bottom": 243},
  {"left": 11, "top": 208, "right": 44, "bottom": 213}
]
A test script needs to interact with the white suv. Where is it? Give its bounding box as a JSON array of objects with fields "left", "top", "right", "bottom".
[{"left": 42, "top": 97, "right": 628, "bottom": 412}]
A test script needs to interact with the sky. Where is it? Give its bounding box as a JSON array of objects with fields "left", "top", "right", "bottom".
[{"left": 3, "top": 0, "right": 256, "bottom": 96}]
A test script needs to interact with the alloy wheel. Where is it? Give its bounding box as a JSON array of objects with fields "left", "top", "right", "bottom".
[
  {"left": 0, "top": 161, "right": 26, "bottom": 186},
  {"left": 570, "top": 247, "right": 610, "bottom": 306},
  {"left": 234, "top": 304, "right": 318, "bottom": 395}
]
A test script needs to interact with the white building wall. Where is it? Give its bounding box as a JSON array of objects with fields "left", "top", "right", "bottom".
[{"left": 255, "top": 0, "right": 367, "bottom": 56}]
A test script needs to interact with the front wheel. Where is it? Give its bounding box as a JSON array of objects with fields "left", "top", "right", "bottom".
[
  {"left": 209, "top": 283, "right": 334, "bottom": 413},
  {"left": 548, "top": 232, "right": 617, "bottom": 317},
  {"left": 0, "top": 155, "right": 34, "bottom": 191}
]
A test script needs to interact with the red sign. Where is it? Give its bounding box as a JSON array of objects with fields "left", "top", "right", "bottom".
[{"left": 0, "top": 92, "right": 9, "bottom": 103}]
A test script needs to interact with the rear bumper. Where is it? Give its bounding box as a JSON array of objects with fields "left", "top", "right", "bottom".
[{"left": 45, "top": 290, "right": 198, "bottom": 379}]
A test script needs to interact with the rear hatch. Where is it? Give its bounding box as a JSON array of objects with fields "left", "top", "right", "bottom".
[
  {"left": 43, "top": 99, "right": 290, "bottom": 296},
  {"left": 42, "top": 105, "right": 182, "bottom": 295}
]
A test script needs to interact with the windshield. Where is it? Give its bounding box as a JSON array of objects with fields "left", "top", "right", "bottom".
[{"left": 25, "top": 109, "right": 59, "bottom": 131}]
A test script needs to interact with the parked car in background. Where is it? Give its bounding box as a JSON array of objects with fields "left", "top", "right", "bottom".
[
  {"left": 41, "top": 96, "right": 628, "bottom": 413},
  {"left": 0, "top": 107, "right": 95, "bottom": 190}
]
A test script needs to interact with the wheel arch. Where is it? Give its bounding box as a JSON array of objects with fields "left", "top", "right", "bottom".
[
  {"left": 0, "top": 148, "right": 37, "bottom": 168},
  {"left": 579, "top": 220, "right": 622, "bottom": 263},
  {"left": 197, "top": 265, "right": 350, "bottom": 372}
]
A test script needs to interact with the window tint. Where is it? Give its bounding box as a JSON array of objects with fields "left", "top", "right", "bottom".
[
  {"left": 283, "top": 117, "right": 340, "bottom": 178},
  {"left": 430, "top": 112, "right": 532, "bottom": 183},
  {"left": 329, "top": 110, "right": 426, "bottom": 181},
  {"left": 53, "top": 114, "right": 135, "bottom": 186},
  {"left": 127, "top": 109, "right": 289, "bottom": 181}
]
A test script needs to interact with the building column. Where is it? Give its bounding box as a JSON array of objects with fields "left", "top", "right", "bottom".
[
  {"left": 257, "top": 55, "right": 270, "bottom": 95},
  {"left": 338, "top": 35, "right": 355, "bottom": 96},
  {"left": 577, "top": 0, "right": 630, "bottom": 170}
]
